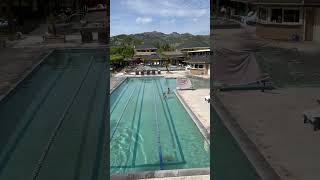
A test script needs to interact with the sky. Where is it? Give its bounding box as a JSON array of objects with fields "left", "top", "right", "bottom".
[{"left": 110, "top": 0, "right": 210, "bottom": 36}]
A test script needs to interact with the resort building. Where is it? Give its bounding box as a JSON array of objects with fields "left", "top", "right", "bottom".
[
  {"left": 133, "top": 44, "right": 167, "bottom": 66},
  {"left": 231, "top": 0, "right": 320, "bottom": 42},
  {"left": 162, "top": 51, "right": 186, "bottom": 66},
  {"left": 185, "top": 49, "right": 212, "bottom": 75}
]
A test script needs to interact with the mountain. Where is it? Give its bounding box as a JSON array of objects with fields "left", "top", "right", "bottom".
[{"left": 110, "top": 31, "right": 210, "bottom": 49}]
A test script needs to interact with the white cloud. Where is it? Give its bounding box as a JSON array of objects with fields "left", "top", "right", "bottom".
[
  {"left": 123, "top": 0, "right": 209, "bottom": 18},
  {"left": 193, "top": 18, "right": 198, "bottom": 22},
  {"left": 136, "top": 17, "right": 153, "bottom": 24}
]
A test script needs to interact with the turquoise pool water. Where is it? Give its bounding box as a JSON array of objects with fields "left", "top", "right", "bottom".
[
  {"left": 110, "top": 77, "right": 210, "bottom": 174},
  {"left": 0, "top": 50, "right": 108, "bottom": 180}
]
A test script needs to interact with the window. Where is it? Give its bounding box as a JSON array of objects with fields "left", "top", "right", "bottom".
[
  {"left": 284, "top": 9, "right": 300, "bottom": 23},
  {"left": 259, "top": 8, "right": 267, "bottom": 21},
  {"left": 199, "top": 65, "right": 204, "bottom": 68},
  {"left": 195, "top": 64, "right": 199, "bottom": 68},
  {"left": 271, "top": 9, "right": 282, "bottom": 23}
]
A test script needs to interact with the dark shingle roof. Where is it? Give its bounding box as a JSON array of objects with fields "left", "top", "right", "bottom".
[
  {"left": 185, "top": 55, "right": 211, "bottom": 64},
  {"left": 144, "top": 54, "right": 162, "bottom": 60}
]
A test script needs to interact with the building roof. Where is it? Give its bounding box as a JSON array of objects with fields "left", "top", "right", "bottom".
[
  {"left": 134, "top": 52, "right": 157, "bottom": 56},
  {"left": 185, "top": 55, "right": 211, "bottom": 64},
  {"left": 187, "top": 49, "right": 211, "bottom": 53},
  {"left": 143, "top": 54, "right": 162, "bottom": 60}
]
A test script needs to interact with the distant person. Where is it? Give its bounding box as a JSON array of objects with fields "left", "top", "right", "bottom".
[{"left": 167, "top": 88, "right": 171, "bottom": 94}]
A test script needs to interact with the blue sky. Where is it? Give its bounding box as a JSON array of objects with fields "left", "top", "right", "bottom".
[{"left": 111, "top": 0, "right": 210, "bottom": 36}]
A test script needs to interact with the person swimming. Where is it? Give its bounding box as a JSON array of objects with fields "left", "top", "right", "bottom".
[{"left": 167, "top": 88, "right": 171, "bottom": 94}]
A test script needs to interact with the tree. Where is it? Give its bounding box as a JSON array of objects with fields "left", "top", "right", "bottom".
[{"left": 47, "top": 14, "right": 57, "bottom": 36}]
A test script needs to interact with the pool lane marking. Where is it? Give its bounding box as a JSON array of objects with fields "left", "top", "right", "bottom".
[
  {"left": 110, "top": 79, "right": 131, "bottom": 114},
  {"left": 156, "top": 79, "right": 186, "bottom": 163},
  {"left": 154, "top": 79, "right": 179, "bottom": 161},
  {"left": 152, "top": 79, "right": 164, "bottom": 170},
  {"left": 120, "top": 79, "right": 144, "bottom": 169},
  {"left": 31, "top": 56, "right": 95, "bottom": 180},
  {"left": 131, "top": 79, "right": 146, "bottom": 167},
  {"left": 0, "top": 57, "right": 73, "bottom": 175},
  {"left": 110, "top": 83, "right": 139, "bottom": 141},
  {"left": 73, "top": 60, "right": 104, "bottom": 180}
]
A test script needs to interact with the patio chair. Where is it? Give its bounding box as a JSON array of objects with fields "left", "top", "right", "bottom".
[
  {"left": 158, "top": 70, "right": 161, "bottom": 74},
  {"left": 135, "top": 70, "right": 139, "bottom": 75},
  {"left": 146, "top": 70, "right": 150, "bottom": 75},
  {"left": 152, "top": 70, "right": 156, "bottom": 75},
  {"left": 141, "top": 71, "right": 144, "bottom": 75}
]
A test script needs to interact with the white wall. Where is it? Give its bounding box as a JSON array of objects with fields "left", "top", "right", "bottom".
[{"left": 314, "top": 8, "right": 320, "bottom": 43}]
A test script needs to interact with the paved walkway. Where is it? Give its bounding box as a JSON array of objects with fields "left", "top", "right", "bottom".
[
  {"left": 218, "top": 87, "right": 320, "bottom": 180},
  {"left": 178, "top": 89, "right": 210, "bottom": 134},
  {"left": 0, "top": 47, "right": 50, "bottom": 100}
]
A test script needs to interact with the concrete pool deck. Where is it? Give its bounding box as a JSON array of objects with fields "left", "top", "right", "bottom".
[
  {"left": 0, "top": 48, "right": 51, "bottom": 100},
  {"left": 177, "top": 89, "right": 210, "bottom": 136},
  {"left": 217, "top": 87, "right": 320, "bottom": 180}
]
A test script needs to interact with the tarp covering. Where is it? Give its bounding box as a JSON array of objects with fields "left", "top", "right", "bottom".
[
  {"left": 176, "top": 77, "right": 192, "bottom": 90},
  {"left": 213, "top": 48, "right": 264, "bottom": 86}
]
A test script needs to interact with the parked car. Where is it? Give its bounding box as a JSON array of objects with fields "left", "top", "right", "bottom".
[{"left": 0, "top": 18, "right": 8, "bottom": 28}]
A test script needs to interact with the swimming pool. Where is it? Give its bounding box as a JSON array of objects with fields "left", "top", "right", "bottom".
[
  {"left": 110, "top": 77, "right": 210, "bottom": 174},
  {"left": 0, "top": 49, "right": 108, "bottom": 180}
]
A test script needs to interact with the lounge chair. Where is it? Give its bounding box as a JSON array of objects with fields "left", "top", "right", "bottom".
[
  {"left": 303, "top": 107, "right": 320, "bottom": 131},
  {"left": 204, "top": 95, "right": 210, "bottom": 103},
  {"left": 152, "top": 70, "right": 156, "bottom": 75}
]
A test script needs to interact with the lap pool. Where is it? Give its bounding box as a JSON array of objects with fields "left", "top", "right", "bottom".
[
  {"left": 0, "top": 49, "right": 108, "bottom": 180},
  {"left": 110, "top": 77, "right": 210, "bottom": 174}
]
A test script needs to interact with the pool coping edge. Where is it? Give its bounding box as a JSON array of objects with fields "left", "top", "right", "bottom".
[
  {"left": 0, "top": 49, "right": 55, "bottom": 104},
  {"left": 111, "top": 167, "right": 210, "bottom": 180},
  {"left": 212, "top": 94, "right": 281, "bottom": 180},
  {"left": 175, "top": 90, "right": 210, "bottom": 145}
]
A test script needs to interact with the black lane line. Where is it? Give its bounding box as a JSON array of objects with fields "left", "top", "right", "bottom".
[
  {"left": 73, "top": 60, "right": 104, "bottom": 180},
  {"left": 154, "top": 78, "right": 179, "bottom": 161},
  {"left": 0, "top": 58, "right": 72, "bottom": 175},
  {"left": 109, "top": 84, "right": 138, "bottom": 141},
  {"left": 110, "top": 80, "right": 130, "bottom": 114},
  {"left": 156, "top": 79, "right": 185, "bottom": 163},
  {"left": 121, "top": 80, "right": 144, "bottom": 170},
  {"left": 31, "top": 57, "right": 94, "bottom": 180},
  {"left": 131, "top": 79, "right": 146, "bottom": 167},
  {"left": 152, "top": 79, "right": 164, "bottom": 170}
]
